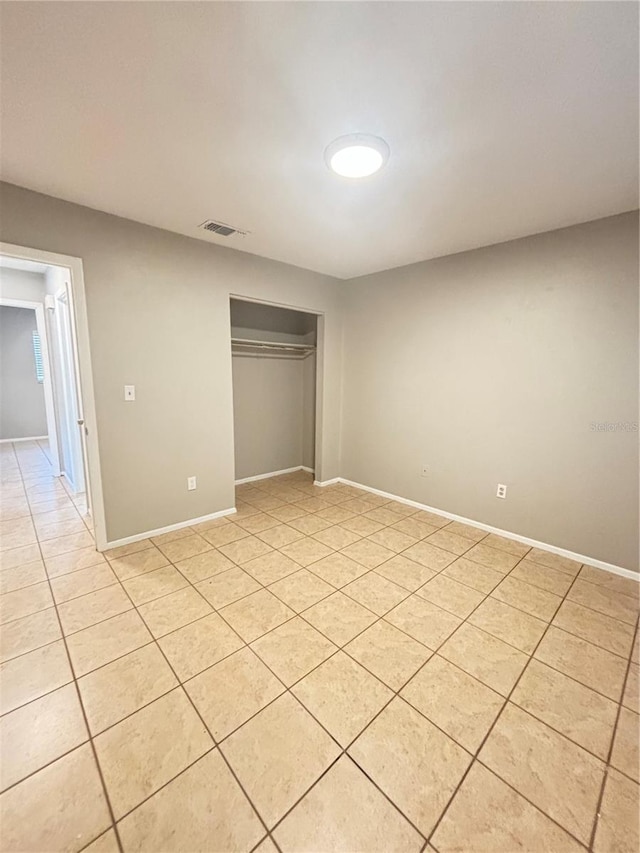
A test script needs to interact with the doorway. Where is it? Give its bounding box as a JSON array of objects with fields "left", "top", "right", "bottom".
[
  {"left": 0, "top": 301, "right": 53, "bottom": 450},
  {"left": 0, "top": 243, "right": 106, "bottom": 549},
  {"left": 229, "top": 297, "right": 320, "bottom": 484}
]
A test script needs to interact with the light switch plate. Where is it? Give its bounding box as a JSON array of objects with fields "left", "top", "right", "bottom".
[{"left": 124, "top": 385, "right": 135, "bottom": 401}]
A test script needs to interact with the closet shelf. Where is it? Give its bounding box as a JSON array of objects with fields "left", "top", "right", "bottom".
[{"left": 231, "top": 337, "right": 316, "bottom": 353}]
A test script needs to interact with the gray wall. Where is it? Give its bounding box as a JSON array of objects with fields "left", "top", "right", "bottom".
[
  {"left": 232, "top": 351, "right": 316, "bottom": 479},
  {"left": 0, "top": 182, "right": 343, "bottom": 542},
  {"left": 233, "top": 355, "right": 303, "bottom": 479},
  {"left": 341, "top": 212, "right": 639, "bottom": 571},
  {"left": 302, "top": 352, "right": 316, "bottom": 470},
  {"left": 0, "top": 305, "right": 47, "bottom": 439},
  {"left": 1, "top": 181, "right": 636, "bottom": 570}
]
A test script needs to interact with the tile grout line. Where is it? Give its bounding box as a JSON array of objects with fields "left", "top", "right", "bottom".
[
  {"left": 424, "top": 566, "right": 600, "bottom": 851},
  {"left": 235, "top": 517, "right": 589, "bottom": 847},
  {"left": 108, "top": 495, "right": 446, "bottom": 844},
  {"left": 2, "top": 467, "right": 638, "bottom": 851},
  {"left": 3, "top": 552, "right": 624, "bottom": 786},
  {"left": 242, "top": 477, "right": 639, "bottom": 595},
  {"left": 587, "top": 614, "right": 640, "bottom": 851},
  {"left": 266, "top": 534, "right": 636, "bottom": 699},
  {"left": 3, "top": 489, "right": 634, "bottom": 715},
  {"left": 1, "top": 556, "right": 621, "bottom": 774},
  {"left": 358, "top": 561, "right": 588, "bottom": 846},
  {"left": 192, "top": 510, "right": 572, "bottom": 840},
  {"left": 85, "top": 541, "right": 283, "bottom": 853},
  {"left": 231, "top": 494, "right": 637, "bottom": 627},
  {"left": 3, "top": 485, "right": 635, "bottom": 689},
  {"left": 211, "top": 629, "right": 430, "bottom": 844},
  {"left": 4, "top": 481, "right": 635, "bottom": 623},
  {"left": 10, "top": 442, "right": 126, "bottom": 853},
  {"left": 219, "top": 528, "right": 632, "bottom": 648}
]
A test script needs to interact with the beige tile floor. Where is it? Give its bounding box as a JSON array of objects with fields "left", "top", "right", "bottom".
[{"left": 0, "top": 440, "right": 638, "bottom": 852}]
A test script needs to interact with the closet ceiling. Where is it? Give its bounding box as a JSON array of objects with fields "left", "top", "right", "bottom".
[
  {"left": 230, "top": 301, "right": 316, "bottom": 338},
  {"left": 0, "top": 2, "right": 637, "bottom": 279}
]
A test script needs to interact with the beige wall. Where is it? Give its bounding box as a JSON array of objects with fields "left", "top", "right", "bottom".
[
  {"left": 0, "top": 182, "right": 342, "bottom": 543},
  {"left": 340, "top": 212, "right": 639, "bottom": 571},
  {"left": 0, "top": 305, "right": 47, "bottom": 440}
]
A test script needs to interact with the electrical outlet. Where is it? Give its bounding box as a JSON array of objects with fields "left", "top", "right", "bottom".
[
  {"left": 496, "top": 483, "right": 507, "bottom": 499},
  {"left": 187, "top": 476, "right": 197, "bottom": 491},
  {"left": 420, "top": 464, "right": 429, "bottom": 477}
]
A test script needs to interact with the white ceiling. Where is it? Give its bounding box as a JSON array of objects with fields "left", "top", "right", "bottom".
[{"left": 1, "top": 2, "right": 637, "bottom": 279}]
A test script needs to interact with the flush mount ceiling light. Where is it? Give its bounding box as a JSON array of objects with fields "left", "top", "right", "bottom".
[{"left": 324, "top": 134, "right": 390, "bottom": 178}]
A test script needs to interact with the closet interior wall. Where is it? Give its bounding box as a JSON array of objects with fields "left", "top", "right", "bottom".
[{"left": 230, "top": 299, "right": 317, "bottom": 481}]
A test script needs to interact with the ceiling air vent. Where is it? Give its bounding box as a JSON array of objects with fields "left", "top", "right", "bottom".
[{"left": 199, "top": 219, "right": 247, "bottom": 237}]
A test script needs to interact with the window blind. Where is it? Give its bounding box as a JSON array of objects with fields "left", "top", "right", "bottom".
[{"left": 32, "top": 331, "right": 44, "bottom": 383}]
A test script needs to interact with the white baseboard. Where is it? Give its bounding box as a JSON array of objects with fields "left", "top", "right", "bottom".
[
  {"left": 102, "top": 474, "right": 637, "bottom": 580},
  {"left": 333, "top": 477, "right": 638, "bottom": 582},
  {"left": 102, "top": 507, "right": 236, "bottom": 551},
  {"left": 235, "top": 466, "right": 312, "bottom": 485},
  {"left": 0, "top": 435, "right": 48, "bottom": 443},
  {"left": 301, "top": 466, "right": 315, "bottom": 474}
]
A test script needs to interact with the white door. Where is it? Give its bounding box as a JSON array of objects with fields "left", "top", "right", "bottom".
[{"left": 53, "top": 285, "right": 87, "bottom": 497}]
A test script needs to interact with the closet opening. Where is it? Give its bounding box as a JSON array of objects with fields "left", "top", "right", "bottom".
[{"left": 229, "top": 297, "right": 319, "bottom": 484}]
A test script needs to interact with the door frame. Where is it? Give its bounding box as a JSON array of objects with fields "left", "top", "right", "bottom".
[
  {"left": 228, "top": 293, "right": 325, "bottom": 483},
  {"left": 0, "top": 296, "right": 61, "bottom": 474},
  {"left": 0, "top": 242, "right": 107, "bottom": 550}
]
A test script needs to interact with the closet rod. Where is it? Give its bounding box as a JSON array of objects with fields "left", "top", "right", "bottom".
[
  {"left": 230, "top": 337, "right": 316, "bottom": 352},
  {"left": 232, "top": 351, "right": 309, "bottom": 360}
]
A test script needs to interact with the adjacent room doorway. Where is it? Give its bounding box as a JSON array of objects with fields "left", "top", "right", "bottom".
[{"left": 0, "top": 243, "right": 106, "bottom": 549}]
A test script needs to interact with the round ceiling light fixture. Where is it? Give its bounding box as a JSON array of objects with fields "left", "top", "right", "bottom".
[{"left": 324, "top": 133, "right": 390, "bottom": 178}]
